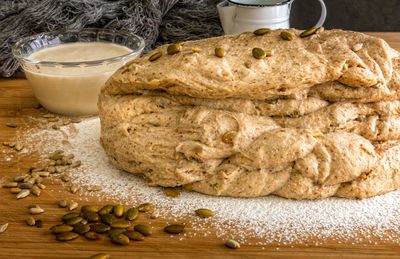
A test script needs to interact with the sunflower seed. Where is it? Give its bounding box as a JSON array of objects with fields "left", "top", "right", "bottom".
[
  {"left": 0, "top": 223, "right": 8, "bottom": 233},
  {"left": 98, "top": 205, "right": 114, "bottom": 215},
  {"left": 71, "top": 161, "right": 81, "bottom": 168},
  {"left": 35, "top": 177, "right": 43, "bottom": 184},
  {"left": 58, "top": 200, "right": 67, "bottom": 208},
  {"left": 195, "top": 208, "right": 214, "bottom": 218},
  {"left": 137, "top": 203, "right": 151, "bottom": 212},
  {"left": 110, "top": 233, "right": 130, "bottom": 245},
  {"left": 14, "top": 142, "right": 23, "bottom": 151},
  {"left": 150, "top": 209, "right": 159, "bottom": 219},
  {"left": 192, "top": 48, "right": 201, "bottom": 53},
  {"left": 61, "top": 175, "right": 71, "bottom": 182},
  {"left": 113, "top": 204, "right": 124, "bottom": 217},
  {"left": 163, "top": 187, "right": 180, "bottom": 197},
  {"left": 244, "top": 61, "right": 252, "bottom": 69},
  {"left": 253, "top": 28, "right": 271, "bottom": 35},
  {"left": 134, "top": 224, "right": 152, "bottom": 236},
  {"left": 89, "top": 253, "right": 110, "bottom": 259},
  {"left": 164, "top": 224, "right": 184, "bottom": 234},
  {"left": 56, "top": 232, "right": 79, "bottom": 241},
  {"left": 300, "top": 27, "right": 319, "bottom": 38},
  {"left": 26, "top": 216, "right": 35, "bottom": 226},
  {"left": 2, "top": 182, "right": 18, "bottom": 188},
  {"left": 55, "top": 166, "right": 68, "bottom": 174},
  {"left": 123, "top": 230, "right": 144, "bottom": 241},
  {"left": 16, "top": 189, "right": 30, "bottom": 199},
  {"left": 49, "top": 150, "right": 64, "bottom": 160},
  {"left": 51, "top": 224, "right": 74, "bottom": 233},
  {"left": 84, "top": 231, "right": 101, "bottom": 240},
  {"left": 225, "top": 239, "right": 240, "bottom": 249},
  {"left": 37, "top": 183, "right": 46, "bottom": 189},
  {"left": 68, "top": 201, "right": 79, "bottom": 211},
  {"left": 70, "top": 184, "right": 79, "bottom": 194},
  {"left": 14, "top": 174, "right": 28, "bottom": 182},
  {"left": 10, "top": 187, "right": 21, "bottom": 194},
  {"left": 47, "top": 166, "right": 56, "bottom": 174},
  {"left": 125, "top": 208, "right": 139, "bottom": 221},
  {"left": 30, "top": 206, "right": 44, "bottom": 214},
  {"left": 31, "top": 185, "right": 41, "bottom": 196},
  {"left": 6, "top": 123, "right": 17, "bottom": 128},
  {"left": 20, "top": 182, "right": 33, "bottom": 189},
  {"left": 37, "top": 171, "right": 49, "bottom": 177}
]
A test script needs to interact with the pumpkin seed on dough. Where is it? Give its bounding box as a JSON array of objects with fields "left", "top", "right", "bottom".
[
  {"left": 89, "top": 253, "right": 110, "bottom": 259},
  {"left": 280, "top": 31, "right": 293, "bottom": 41},
  {"left": 113, "top": 204, "right": 124, "bottom": 217},
  {"left": 253, "top": 28, "right": 271, "bottom": 35},
  {"left": 167, "top": 43, "right": 182, "bottom": 55},
  {"left": 252, "top": 48, "right": 267, "bottom": 59},
  {"left": 125, "top": 208, "right": 139, "bottom": 221},
  {"left": 195, "top": 208, "right": 215, "bottom": 218},
  {"left": 149, "top": 51, "right": 162, "bottom": 62},
  {"left": 163, "top": 187, "right": 180, "bottom": 197},
  {"left": 56, "top": 232, "right": 79, "bottom": 241},
  {"left": 51, "top": 224, "right": 74, "bottom": 234},
  {"left": 137, "top": 203, "right": 151, "bottom": 212},
  {"left": 123, "top": 230, "right": 144, "bottom": 241},
  {"left": 300, "top": 27, "right": 319, "bottom": 38},
  {"left": 98, "top": 205, "right": 114, "bottom": 215},
  {"left": 85, "top": 231, "right": 101, "bottom": 240},
  {"left": 110, "top": 233, "right": 130, "bottom": 245},
  {"left": 134, "top": 224, "right": 152, "bottom": 236},
  {"left": 182, "top": 183, "right": 194, "bottom": 192},
  {"left": 215, "top": 48, "right": 225, "bottom": 58},
  {"left": 37, "top": 183, "right": 46, "bottom": 189},
  {"left": 164, "top": 224, "right": 184, "bottom": 234},
  {"left": 225, "top": 239, "right": 240, "bottom": 249}
]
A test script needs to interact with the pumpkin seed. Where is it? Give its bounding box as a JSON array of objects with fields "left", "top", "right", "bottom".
[
  {"left": 167, "top": 43, "right": 182, "bottom": 55},
  {"left": 164, "top": 224, "right": 184, "bottom": 234},
  {"left": 81, "top": 205, "right": 99, "bottom": 213},
  {"left": 84, "top": 231, "right": 101, "bottom": 240},
  {"left": 221, "top": 131, "right": 237, "bottom": 144},
  {"left": 215, "top": 48, "right": 225, "bottom": 58},
  {"left": 90, "top": 223, "right": 111, "bottom": 233},
  {"left": 125, "top": 208, "right": 139, "bottom": 221},
  {"left": 2, "top": 182, "right": 17, "bottom": 188},
  {"left": 65, "top": 216, "right": 83, "bottom": 226},
  {"left": 101, "top": 214, "right": 116, "bottom": 226},
  {"left": 182, "top": 183, "right": 193, "bottom": 192},
  {"left": 252, "top": 48, "right": 266, "bottom": 59},
  {"left": 58, "top": 200, "right": 67, "bottom": 208},
  {"left": 134, "top": 224, "right": 152, "bottom": 236},
  {"left": 98, "top": 205, "right": 114, "bottom": 215},
  {"left": 16, "top": 189, "right": 30, "bottom": 199},
  {"left": 14, "top": 142, "right": 23, "bottom": 151},
  {"left": 51, "top": 224, "right": 74, "bottom": 233},
  {"left": 62, "top": 212, "right": 80, "bottom": 221},
  {"left": 71, "top": 160, "right": 81, "bottom": 168},
  {"left": 113, "top": 204, "right": 124, "bottom": 217},
  {"left": 56, "top": 232, "right": 79, "bottom": 241},
  {"left": 123, "top": 230, "right": 144, "bottom": 241},
  {"left": 163, "top": 187, "right": 180, "bottom": 197},
  {"left": 110, "top": 233, "right": 130, "bottom": 245},
  {"left": 6, "top": 123, "right": 17, "bottom": 128},
  {"left": 137, "top": 203, "right": 151, "bottom": 212},
  {"left": 0, "top": 223, "right": 8, "bottom": 233},
  {"left": 10, "top": 187, "right": 21, "bottom": 194},
  {"left": 280, "top": 31, "right": 293, "bottom": 41},
  {"left": 73, "top": 223, "right": 90, "bottom": 235},
  {"left": 70, "top": 184, "right": 79, "bottom": 194},
  {"left": 253, "top": 28, "right": 271, "bottom": 35},
  {"left": 84, "top": 211, "right": 100, "bottom": 222},
  {"left": 149, "top": 51, "right": 162, "bottom": 62},
  {"left": 110, "top": 220, "right": 130, "bottom": 229},
  {"left": 300, "top": 27, "right": 318, "bottom": 38},
  {"left": 89, "top": 253, "right": 110, "bottom": 259},
  {"left": 195, "top": 208, "right": 214, "bottom": 218},
  {"left": 225, "top": 239, "right": 240, "bottom": 249},
  {"left": 107, "top": 228, "right": 126, "bottom": 237},
  {"left": 150, "top": 209, "right": 160, "bottom": 219},
  {"left": 26, "top": 216, "right": 36, "bottom": 226},
  {"left": 68, "top": 201, "right": 79, "bottom": 211},
  {"left": 35, "top": 219, "right": 43, "bottom": 228},
  {"left": 31, "top": 185, "right": 41, "bottom": 196},
  {"left": 192, "top": 48, "right": 201, "bottom": 53}
]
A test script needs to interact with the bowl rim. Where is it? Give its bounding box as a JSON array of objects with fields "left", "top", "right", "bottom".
[{"left": 12, "top": 28, "right": 145, "bottom": 67}]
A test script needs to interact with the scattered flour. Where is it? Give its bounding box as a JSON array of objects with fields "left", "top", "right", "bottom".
[{"left": 14, "top": 117, "right": 400, "bottom": 245}]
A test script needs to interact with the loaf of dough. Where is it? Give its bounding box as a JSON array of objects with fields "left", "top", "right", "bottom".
[{"left": 99, "top": 28, "right": 400, "bottom": 199}]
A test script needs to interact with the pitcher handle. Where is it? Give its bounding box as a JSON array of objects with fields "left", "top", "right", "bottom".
[{"left": 314, "top": 0, "right": 327, "bottom": 27}]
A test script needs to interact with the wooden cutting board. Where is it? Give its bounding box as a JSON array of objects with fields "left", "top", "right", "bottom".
[{"left": 1, "top": 32, "right": 400, "bottom": 259}]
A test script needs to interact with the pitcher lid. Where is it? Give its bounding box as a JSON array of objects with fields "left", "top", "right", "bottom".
[{"left": 228, "top": 0, "right": 293, "bottom": 6}]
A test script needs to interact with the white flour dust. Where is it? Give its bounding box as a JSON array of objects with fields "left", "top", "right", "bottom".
[{"left": 17, "top": 117, "right": 400, "bottom": 245}]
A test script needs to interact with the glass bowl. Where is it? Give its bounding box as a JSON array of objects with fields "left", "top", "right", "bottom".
[{"left": 12, "top": 28, "right": 145, "bottom": 116}]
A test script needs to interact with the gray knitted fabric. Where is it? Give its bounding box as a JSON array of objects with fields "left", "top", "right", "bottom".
[{"left": 0, "top": 0, "right": 223, "bottom": 77}]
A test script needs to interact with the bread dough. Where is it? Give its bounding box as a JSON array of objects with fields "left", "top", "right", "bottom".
[{"left": 99, "top": 29, "right": 400, "bottom": 199}]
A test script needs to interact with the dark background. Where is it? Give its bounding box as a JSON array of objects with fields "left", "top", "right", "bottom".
[{"left": 290, "top": 0, "right": 400, "bottom": 31}]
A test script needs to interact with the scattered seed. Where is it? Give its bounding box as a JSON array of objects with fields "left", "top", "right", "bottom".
[
  {"left": 90, "top": 223, "right": 111, "bottom": 233},
  {"left": 70, "top": 184, "right": 79, "bottom": 194},
  {"left": 37, "top": 183, "right": 46, "bottom": 189},
  {"left": 31, "top": 185, "right": 41, "bottom": 196},
  {"left": 164, "top": 224, "right": 184, "bottom": 234},
  {"left": 2, "top": 182, "right": 18, "bottom": 188},
  {"left": 62, "top": 120, "right": 71, "bottom": 126},
  {"left": 101, "top": 214, "right": 116, "bottom": 226},
  {"left": 62, "top": 212, "right": 81, "bottom": 221},
  {"left": 58, "top": 200, "right": 67, "bottom": 208},
  {"left": 195, "top": 208, "right": 215, "bottom": 218},
  {"left": 51, "top": 224, "right": 74, "bottom": 233},
  {"left": 61, "top": 175, "right": 71, "bottom": 182},
  {"left": 68, "top": 201, "right": 79, "bottom": 211},
  {"left": 84, "top": 231, "right": 101, "bottom": 240},
  {"left": 52, "top": 124, "right": 60, "bottom": 130},
  {"left": 300, "top": 27, "right": 319, "bottom": 38},
  {"left": 10, "top": 187, "right": 22, "bottom": 194},
  {"left": 83, "top": 211, "right": 100, "bottom": 222},
  {"left": 30, "top": 206, "right": 44, "bottom": 215},
  {"left": 71, "top": 161, "right": 81, "bottom": 168},
  {"left": 253, "top": 28, "right": 271, "bottom": 35},
  {"left": 98, "top": 205, "right": 114, "bottom": 215},
  {"left": 26, "top": 216, "right": 35, "bottom": 226},
  {"left": 150, "top": 209, "right": 160, "bottom": 219},
  {"left": 110, "top": 233, "right": 130, "bottom": 245},
  {"left": 20, "top": 182, "right": 33, "bottom": 189},
  {"left": 125, "top": 208, "right": 139, "bottom": 221},
  {"left": 16, "top": 189, "right": 30, "bottom": 199},
  {"left": 6, "top": 123, "right": 17, "bottom": 128},
  {"left": 149, "top": 51, "right": 162, "bottom": 62},
  {"left": 56, "top": 232, "right": 79, "bottom": 241},
  {"left": 134, "top": 224, "right": 152, "bottom": 236},
  {"left": 0, "top": 223, "right": 8, "bottom": 233},
  {"left": 73, "top": 223, "right": 90, "bottom": 235},
  {"left": 225, "top": 239, "right": 240, "bottom": 249},
  {"left": 163, "top": 187, "right": 180, "bottom": 197},
  {"left": 110, "top": 220, "right": 130, "bottom": 229},
  {"left": 113, "top": 204, "right": 124, "bottom": 217},
  {"left": 35, "top": 219, "right": 43, "bottom": 228},
  {"left": 167, "top": 43, "right": 182, "bottom": 55},
  {"left": 65, "top": 216, "right": 83, "bottom": 226},
  {"left": 89, "top": 253, "right": 110, "bottom": 259},
  {"left": 137, "top": 203, "right": 151, "bottom": 212},
  {"left": 280, "top": 31, "right": 293, "bottom": 41},
  {"left": 215, "top": 47, "right": 225, "bottom": 58},
  {"left": 14, "top": 142, "right": 23, "bottom": 151},
  {"left": 123, "top": 230, "right": 144, "bottom": 241}
]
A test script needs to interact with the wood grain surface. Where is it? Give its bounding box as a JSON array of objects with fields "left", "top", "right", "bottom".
[{"left": 1, "top": 32, "right": 400, "bottom": 259}]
